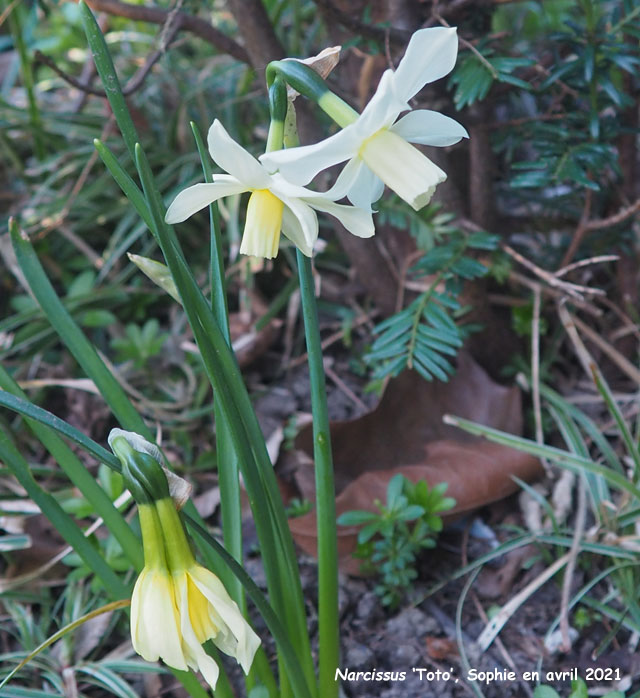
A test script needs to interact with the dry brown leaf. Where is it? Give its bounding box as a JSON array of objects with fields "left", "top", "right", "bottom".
[
  {"left": 425, "top": 636, "right": 459, "bottom": 661},
  {"left": 288, "top": 353, "right": 543, "bottom": 572}
]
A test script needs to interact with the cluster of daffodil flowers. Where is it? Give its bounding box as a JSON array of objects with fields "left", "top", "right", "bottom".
[
  {"left": 165, "top": 26, "right": 468, "bottom": 259},
  {"left": 108, "top": 429, "right": 261, "bottom": 690}
]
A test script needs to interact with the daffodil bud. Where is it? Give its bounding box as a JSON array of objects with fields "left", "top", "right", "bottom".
[
  {"left": 108, "top": 429, "right": 170, "bottom": 503},
  {"left": 127, "top": 253, "right": 181, "bottom": 304}
]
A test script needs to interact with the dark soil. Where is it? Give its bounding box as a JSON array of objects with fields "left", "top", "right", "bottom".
[{"left": 240, "top": 356, "right": 640, "bottom": 698}]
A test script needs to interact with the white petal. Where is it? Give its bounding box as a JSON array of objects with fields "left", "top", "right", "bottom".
[
  {"left": 392, "top": 26, "right": 459, "bottom": 102},
  {"left": 306, "top": 197, "right": 375, "bottom": 238},
  {"left": 259, "top": 126, "right": 361, "bottom": 186},
  {"left": 207, "top": 119, "right": 270, "bottom": 189},
  {"left": 357, "top": 69, "right": 409, "bottom": 132},
  {"left": 280, "top": 195, "right": 318, "bottom": 254},
  {"left": 325, "top": 157, "right": 384, "bottom": 212},
  {"left": 165, "top": 179, "right": 246, "bottom": 224},
  {"left": 280, "top": 206, "right": 311, "bottom": 255},
  {"left": 189, "top": 567, "right": 261, "bottom": 674},
  {"left": 391, "top": 109, "right": 469, "bottom": 146},
  {"left": 268, "top": 171, "right": 324, "bottom": 200}
]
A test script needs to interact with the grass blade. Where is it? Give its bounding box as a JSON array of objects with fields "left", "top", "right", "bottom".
[
  {"left": 0, "top": 429, "right": 129, "bottom": 599},
  {"left": 79, "top": 1, "right": 139, "bottom": 160},
  {"left": 9, "top": 219, "right": 150, "bottom": 438},
  {"left": 0, "top": 364, "right": 142, "bottom": 569}
]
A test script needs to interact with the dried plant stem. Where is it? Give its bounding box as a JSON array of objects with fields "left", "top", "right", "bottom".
[
  {"left": 83, "top": 0, "right": 248, "bottom": 62},
  {"left": 478, "top": 553, "right": 569, "bottom": 650},
  {"left": 561, "top": 189, "right": 592, "bottom": 268},
  {"left": 503, "top": 244, "right": 605, "bottom": 301},
  {"left": 571, "top": 315, "right": 640, "bottom": 386},
  {"left": 559, "top": 475, "right": 587, "bottom": 651},
  {"left": 531, "top": 284, "right": 550, "bottom": 473}
]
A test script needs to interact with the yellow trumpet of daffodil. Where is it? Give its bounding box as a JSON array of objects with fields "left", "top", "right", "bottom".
[{"left": 109, "top": 430, "right": 260, "bottom": 690}]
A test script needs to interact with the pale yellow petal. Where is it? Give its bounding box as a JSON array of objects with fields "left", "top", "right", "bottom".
[
  {"left": 130, "top": 568, "right": 188, "bottom": 671},
  {"left": 174, "top": 571, "right": 221, "bottom": 689},
  {"left": 188, "top": 565, "right": 261, "bottom": 674}
]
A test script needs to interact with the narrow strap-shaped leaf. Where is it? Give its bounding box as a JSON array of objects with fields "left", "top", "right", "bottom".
[
  {"left": 0, "top": 364, "right": 142, "bottom": 569},
  {"left": 94, "top": 140, "right": 154, "bottom": 230},
  {"left": 189, "top": 123, "right": 266, "bottom": 698},
  {"left": 9, "top": 219, "right": 151, "bottom": 438},
  {"left": 0, "top": 429, "right": 129, "bottom": 598},
  {"left": 0, "top": 390, "right": 120, "bottom": 470},
  {"left": 191, "top": 121, "right": 240, "bottom": 596},
  {"left": 444, "top": 415, "right": 640, "bottom": 501},
  {"left": 79, "top": 1, "right": 139, "bottom": 160}
]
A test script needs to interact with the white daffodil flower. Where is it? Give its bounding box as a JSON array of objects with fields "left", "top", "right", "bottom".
[
  {"left": 260, "top": 27, "right": 468, "bottom": 212},
  {"left": 165, "top": 120, "right": 374, "bottom": 259}
]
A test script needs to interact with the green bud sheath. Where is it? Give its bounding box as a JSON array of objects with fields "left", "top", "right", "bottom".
[{"left": 111, "top": 435, "right": 170, "bottom": 503}]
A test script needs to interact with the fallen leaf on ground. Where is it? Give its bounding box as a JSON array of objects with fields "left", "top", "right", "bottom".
[
  {"left": 425, "top": 636, "right": 459, "bottom": 660},
  {"left": 288, "top": 353, "right": 543, "bottom": 572}
]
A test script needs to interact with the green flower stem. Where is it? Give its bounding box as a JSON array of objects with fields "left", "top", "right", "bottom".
[
  {"left": 155, "top": 497, "right": 196, "bottom": 571},
  {"left": 266, "top": 77, "right": 287, "bottom": 151},
  {"left": 138, "top": 503, "right": 168, "bottom": 568},
  {"left": 296, "top": 251, "right": 340, "bottom": 698},
  {"left": 318, "top": 91, "right": 359, "bottom": 128},
  {"left": 266, "top": 59, "right": 358, "bottom": 128},
  {"left": 0, "top": 364, "right": 142, "bottom": 570}
]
